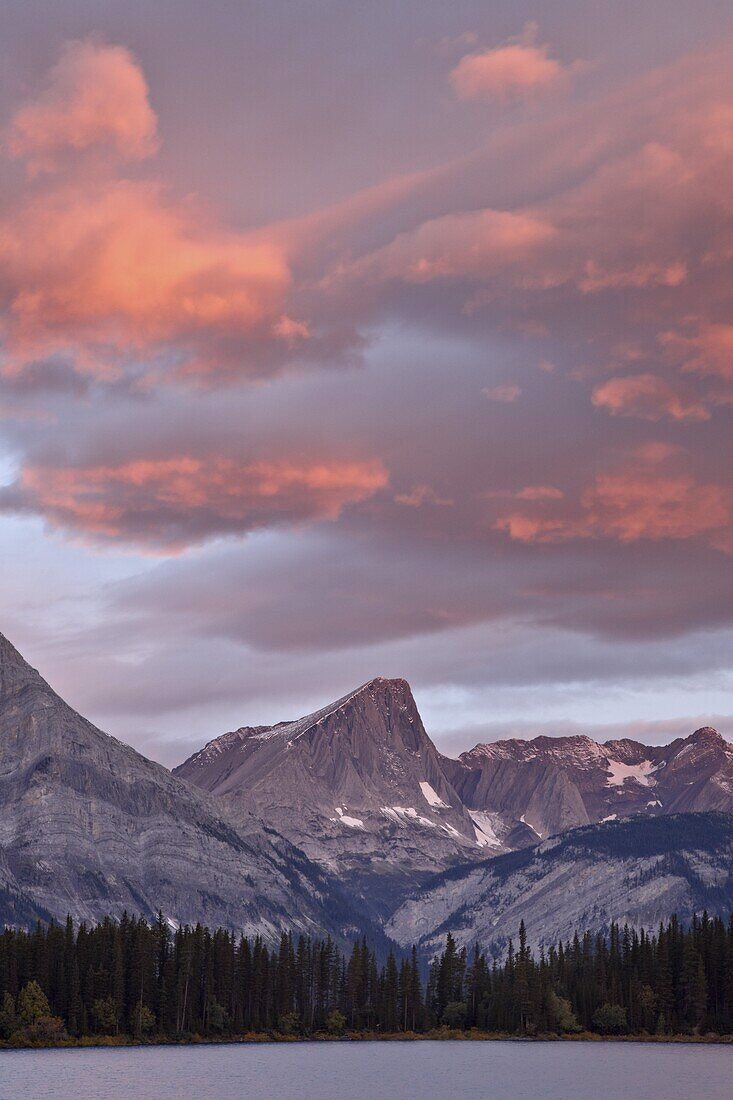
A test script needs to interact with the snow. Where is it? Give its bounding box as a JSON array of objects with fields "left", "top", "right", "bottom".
[
  {"left": 335, "top": 806, "right": 364, "bottom": 829},
  {"left": 419, "top": 781, "right": 448, "bottom": 809},
  {"left": 468, "top": 810, "right": 503, "bottom": 849},
  {"left": 601, "top": 814, "right": 617, "bottom": 822},
  {"left": 381, "top": 806, "right": 436, "bottom": 828},
  {"left": 605, "top": 759, "right": 657, "bottom": 787}
]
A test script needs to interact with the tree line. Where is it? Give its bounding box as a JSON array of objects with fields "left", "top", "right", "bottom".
[{"left": 1, "top": 910, "right": 733, "bottom": 1044}]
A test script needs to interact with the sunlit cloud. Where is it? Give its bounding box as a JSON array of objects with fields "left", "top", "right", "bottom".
[
  {"left": 7, "top": 38, "right": 158, "bottom": 170},
  {"left": 450, "top": 25, "right": 578, "bottom": 102},
  {"left": 0, "top": 454, "right": 388, "bottom": 551}
]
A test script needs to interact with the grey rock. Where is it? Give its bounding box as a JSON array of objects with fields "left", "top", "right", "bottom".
[
  {"left": 450, "top": 727, "right": 733, "bottom": 840},
  {"left": 387, "top": 812, "right": 733, "bottom": 957},
  {"left": 175, "top": 678, "right": 484, "bottom": 917},
  {"left": 0, "top": 631, "right": 371, "bottom": 942}
]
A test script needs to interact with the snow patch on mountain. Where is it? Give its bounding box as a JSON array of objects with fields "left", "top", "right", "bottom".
[
  {"left": 419, "top": 781, "right": 448, "bottom": 809},
  {"left": 381, "top": 806, "right": 436, "bottom": 828},
  {"left": 468, "top": 810, "right": 503, "bottom": 849},
  {"left": 605, "top": 759, "right": 657, "bottom": 787},
  {"left": 334, "top": 806, "right": 364, "bottom": 829}
]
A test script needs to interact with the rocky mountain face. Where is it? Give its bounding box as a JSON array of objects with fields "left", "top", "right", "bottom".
[
  {"left": 178, "top": 674, "right": 733, "bottom": 894},
  {"left": 448, "top": 726, "right": 733, "bottom": 844},
  {"left": 5, "top": 633, "right": 733, "bottom": 950},
  {"left": 0, "top": 632, "right": 377, "bottom": 942},
  {"left": 387, "top": 812, "right": 733, "bottom": 958},
  {"left": 175, "top": 678, "right": 485, "bottom": 917}
]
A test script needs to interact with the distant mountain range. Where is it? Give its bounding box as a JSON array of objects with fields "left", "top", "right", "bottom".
[
  {"left": 3, "top": 630, "right": 733, "bottom": 952},
  {"left": 176, "top": 675, "right": 733, "bottom": 915}
]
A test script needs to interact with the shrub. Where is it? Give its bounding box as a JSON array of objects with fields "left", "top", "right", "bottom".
[
  {"left": 92, "top": 996, "right": 119, "bottom": 1035},
  {"left": 326, "top": 1009, "right": 346, "bottom": 1035},
  {"left": 593, "top": 1003, "right": 628, "bottom": 1035},
  {"left": 12, "top": 1015, "right": 67, "bottom": 1046},
  {"left": 17, "top": 981, "right": 50, "bottom": 1026}
]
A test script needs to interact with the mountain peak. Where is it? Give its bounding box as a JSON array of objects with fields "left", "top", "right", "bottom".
[
  {"left": 691, "top": 726, "right": 723, "bottom": 742},
  {"left": 0, "top": 631, "right": 47, "bottom": 697}
]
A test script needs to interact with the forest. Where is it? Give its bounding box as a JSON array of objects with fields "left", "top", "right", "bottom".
[{"left": 1, "top": 911, "right": 732, "bottom": 1045}]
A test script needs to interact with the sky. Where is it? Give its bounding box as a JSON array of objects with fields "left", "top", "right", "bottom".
[{"left": 1, "top": 1, "right": 732, "bottom": 766}]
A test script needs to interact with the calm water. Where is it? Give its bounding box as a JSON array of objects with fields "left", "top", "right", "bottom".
[{"left": 0, "top": 1040, "right": 731, "bottom": 1100}]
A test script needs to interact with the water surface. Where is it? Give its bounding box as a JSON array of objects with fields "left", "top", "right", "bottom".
[{"left": 0, "top": 1040, "right": 731, "bottom": 1100}]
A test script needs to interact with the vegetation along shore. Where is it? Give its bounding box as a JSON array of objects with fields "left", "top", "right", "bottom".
[{"left": 2, "top": 912, "right": 733, "bottom": 1049}]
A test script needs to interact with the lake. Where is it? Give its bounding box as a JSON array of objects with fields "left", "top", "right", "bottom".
[{"left": 0, "top": 1040, "right": 731, "bottom": 1099}]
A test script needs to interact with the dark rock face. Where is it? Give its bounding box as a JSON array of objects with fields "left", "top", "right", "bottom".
[
  {"left": 175, "top": 678, "right": 484, "bottom": 916},
  {"left": 448, "top": 726, "right": 733, "bottom": 842},
  {"left": 0, "top": 632, "right": 369, "bottom": 941},
  {"left": 387, "top": 812, "right": 733, "bottom": 957}
]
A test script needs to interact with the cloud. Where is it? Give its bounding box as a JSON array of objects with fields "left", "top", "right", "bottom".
[
  {"left": 591, "top": 373, "right": 710, "bottom": 422},
  {"left": 0, "top": 179, "right": 291, "bottom": 385},
  {"left": 343, "top": 208, "right": 555, "bottom": 284},
  {"left": 395, "top": 484, "right": 453, "bottom": 507},
  {"left": 450, "top": 26, "right": 576, "bottom": 102},
  {"left": 7, "top": 38, "right": 158, "bottom": 170},
  {"left": 482, "top": 383, "right": 521, "bottom": 403},
  {"left": 0, "top": 40, "right": 298, "bottom": 390},
  {"left": 495, "top": 446, "right": 732, "bottom": 551},
  {"left": 516, "top": 485, "right": 564, "bottom": 501},
  {"left": 665, "top": 322, "right": 733, "bottom": 383},
  {"left": 0, "top": 454, "right": 388, "bottom": 550}
]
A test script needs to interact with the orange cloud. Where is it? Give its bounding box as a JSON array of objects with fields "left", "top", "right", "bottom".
[
  {"left": 450, "top": 27, "right": 575, "bottom": 102},
  {"left": 346, "top": 208, "right": 555, "bottom": 285},
  {"left": 1, "top": 179, "right": 290, "bottom": 382},
  {"left": 6, "top": 455, "right": 388, "bottom": 550},
  {"left": 495, "top": 449, "right": 732, "bottom": 551},
  {"left": 7, "top": 38, "right": 158, "bottom": 170},
  {"left": 591, "top": 373, "right": 710, "bottom": 422},
  {"left": 0, "top": 40, "right": 297, "bottom": 388}
]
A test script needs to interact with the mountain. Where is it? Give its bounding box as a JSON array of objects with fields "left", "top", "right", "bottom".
[
  {"left": 447, "top": 726, "right": 733, "bottom": 843},
  {"left": 387, "top": 812, "right": 733, "bottom": 958},
  {"left": 174, "top": 677, "right": 486, "bottom": 916},
  {"left": 0, "top": 631, "right": 376, "bottom": 942},
  {"left": 176, "top": 675, "right": 733, "bottom": 920},
  {"left": 177, "top": 672, "right": 733, "bottom": 882}
]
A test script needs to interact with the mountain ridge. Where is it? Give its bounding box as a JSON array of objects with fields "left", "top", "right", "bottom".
[
  {"left": 387, "top": 811, "right": 733, "bottom": 958},
  {"left": 0, "top": 630, "right": 387, "bottom": 945}
]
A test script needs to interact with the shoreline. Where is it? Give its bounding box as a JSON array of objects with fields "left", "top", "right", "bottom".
[{"left": 2, "top": 1029, "right": 732, "bottom": 1051}]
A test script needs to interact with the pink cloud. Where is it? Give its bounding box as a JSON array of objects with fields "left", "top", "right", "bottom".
[
  {"left": 7, "top": 38, "right": 158, "bottom": 170},
  {"left": 450, "top": 27, "right": 576, "bottom": 102},
  {"left": 666, "top": 322, "right": 733, "bottom": 383},
  {"left": 495, "top": 447, "right": 732, "bottom": 550},
  {"left": 0, "top": 180, "right": 290, "bottom": 384},
  {"left": 345, "top": 208, "right": 555, "bottom": 284},
  {"left": 0, "top": 41, "right": 299, "bottom": 388},
  {"left": 592, "top": 373, "right": 710, "bottom": 422},
  {"left": 4, "top": 455, "right": 388, "bottom": 551},
  {"left": 395, "top": 484, "right": 453, "bottom": 507}
]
